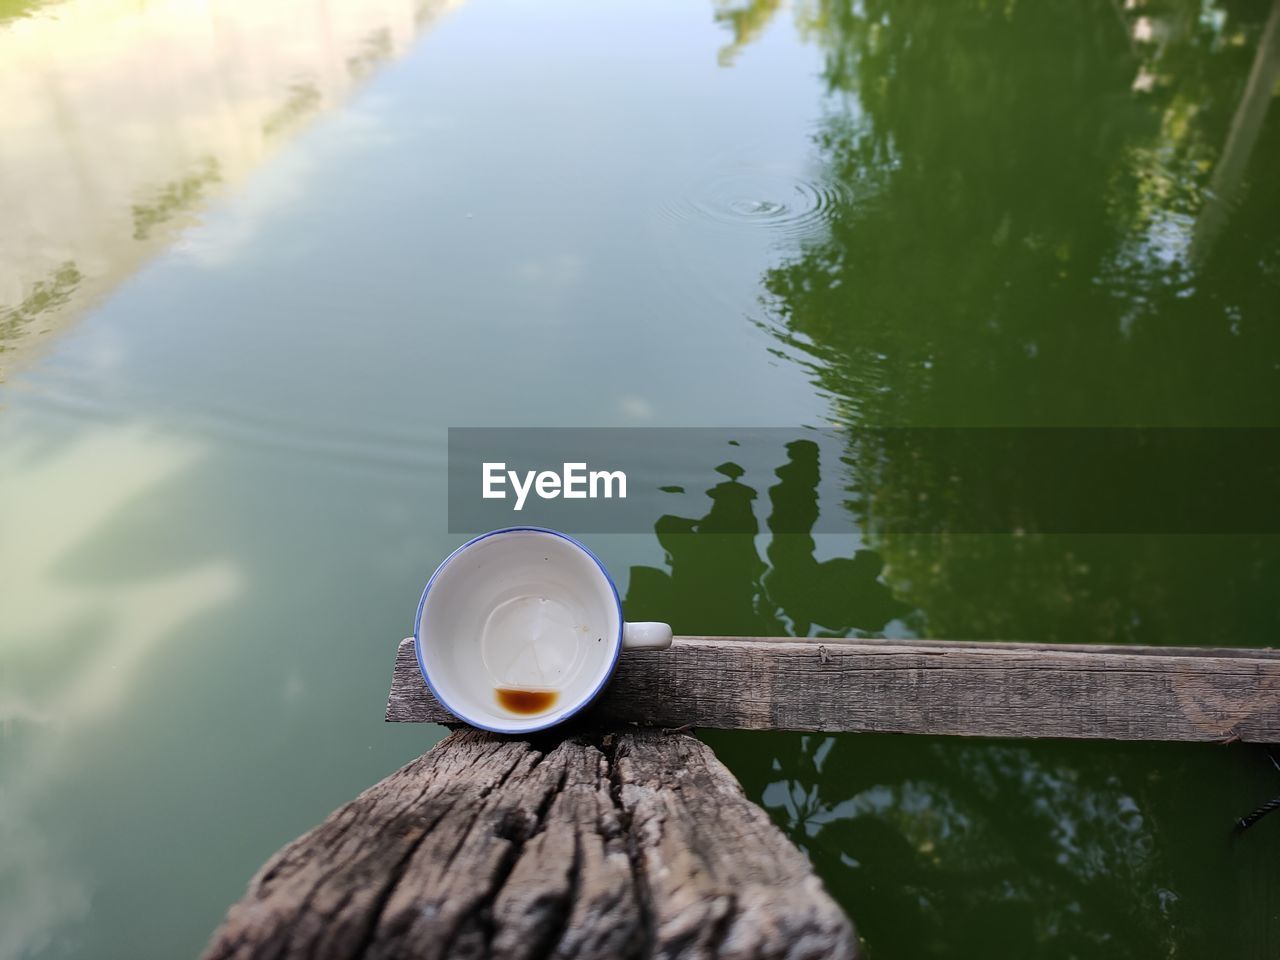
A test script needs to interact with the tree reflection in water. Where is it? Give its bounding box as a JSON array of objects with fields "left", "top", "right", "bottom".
[
  {"left": 624, "top": 442, "right": 1278, "bottom": 956},
  {"left": 756, "top": 0, "right": 1280, "bottom": 429},
  {"left": 678, "top": 3, "right": 1280, "bottom": 949}
]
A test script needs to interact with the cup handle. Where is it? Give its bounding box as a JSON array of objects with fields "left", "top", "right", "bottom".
[{"left": 622, "top": 621, "right": 673, "bottom": 650}]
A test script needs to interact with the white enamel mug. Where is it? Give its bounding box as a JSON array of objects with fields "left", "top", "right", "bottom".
[{"left": 413, "top": 527, "right": 672, "bottom": 733}]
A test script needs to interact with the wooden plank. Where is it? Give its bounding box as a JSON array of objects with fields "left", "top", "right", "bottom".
[
  {"left": 387, "top": 636, "right": 1280, "bottom": 742},
  {"left": 203, "top": 729, "right": 857, "bottom": 960}
]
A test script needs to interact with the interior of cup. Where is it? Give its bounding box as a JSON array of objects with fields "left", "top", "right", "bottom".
[{"left": 417, "top": 529, "right": 622, "bottom": 731}]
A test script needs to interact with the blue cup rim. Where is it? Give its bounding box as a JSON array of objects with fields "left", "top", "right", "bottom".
[{"left": 413, "top": 526, "right": 623, "bottom": 733}]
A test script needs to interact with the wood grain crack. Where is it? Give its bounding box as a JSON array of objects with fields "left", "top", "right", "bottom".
[{"left": 203, "top": 731, "right": 857, "bottom": 960}]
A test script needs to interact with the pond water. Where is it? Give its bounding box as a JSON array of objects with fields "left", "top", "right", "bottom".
[{"left": 1, "top": 0, "right": 1278, "bottom": 956}]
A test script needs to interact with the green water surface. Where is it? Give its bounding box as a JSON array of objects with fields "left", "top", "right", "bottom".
[{"left": 1, "top": 0, "right": 1278, "bottom": 957}]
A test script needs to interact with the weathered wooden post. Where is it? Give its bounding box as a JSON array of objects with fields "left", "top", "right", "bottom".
[
  {"left": 204, "top": 635, "right": 1280, "bottom": 959},
  {"left": 203, "top": 726, "right": 856, "bottom": 960},
  {"left": 390, "top": 635, "right": 1280, "bottom": 741}
]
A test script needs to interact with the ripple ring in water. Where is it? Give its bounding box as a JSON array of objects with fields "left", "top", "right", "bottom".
[{"left": 660, "top": 168, "right": 851, "bottom": 240}]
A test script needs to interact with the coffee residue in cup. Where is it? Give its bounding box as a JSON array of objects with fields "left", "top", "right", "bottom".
[{"left": 495, "top": 687, "right": 559, "bottom": 715}]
